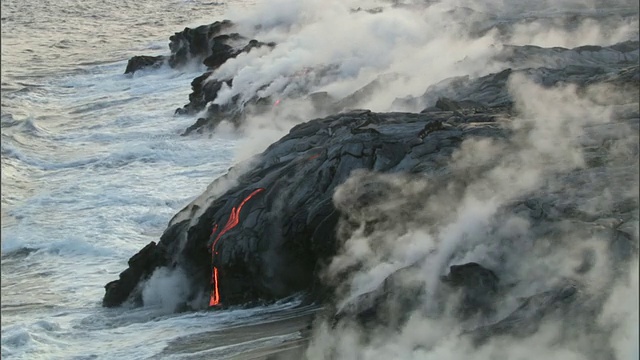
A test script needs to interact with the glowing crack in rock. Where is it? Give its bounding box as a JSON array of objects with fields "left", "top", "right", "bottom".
[{"left": 209, "top": 188, "right": 265, "bottom": 306}]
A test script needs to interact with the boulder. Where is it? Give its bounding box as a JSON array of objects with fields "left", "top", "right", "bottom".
[
  {"left": 124, "top": 55, "right": 166, "bottom": 75},
  {"left": 168, "top": 20, "right": 234, "bottom": 68},
  {"left": 123, "top": 19, "right": 257, "bottom": 76}
]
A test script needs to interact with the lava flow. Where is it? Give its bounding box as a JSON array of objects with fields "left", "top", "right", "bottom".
[{"left": 209, "top": 188, "right": 265, "bottom": 306}]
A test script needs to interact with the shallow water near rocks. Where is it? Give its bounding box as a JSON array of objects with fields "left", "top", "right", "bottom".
[{"left": 1, "top": 0, "right": 311, "bottom": 358}]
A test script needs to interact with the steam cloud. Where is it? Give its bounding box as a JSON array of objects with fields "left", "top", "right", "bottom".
[
  {"left": 142, "top": 267, "right": 194, "bottom": 313},
  {"left": 174, "top": 0, "right": 636, "bottom": 358},
  {"left": 165, "top": 0, "right": 638, "bottom": 356},
  {"left": 304, "top": 71, "right": 638, "bottom": 358},
  {"left": 201, "top": 0, "right": 639, "bottom": 162}
]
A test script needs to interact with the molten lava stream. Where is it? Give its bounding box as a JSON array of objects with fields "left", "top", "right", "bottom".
[
  {"left": 209, "top": 188, "right": 265, "bottom": 307},
  {"left": 210, "top": 267, "right": 220, "bottom": 306}
]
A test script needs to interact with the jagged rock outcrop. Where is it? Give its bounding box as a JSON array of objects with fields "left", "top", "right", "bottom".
[
  {"left": 395, "top": 41, "right": 639, "bottom": 112},
  {"left": 103, "top": 108, "right": 512, "bottom": 308},
  {"left": 108, "top": 24, "right": 638, "bottom": 353},
  {"left": 103, "top": 78, "right": 638, "bottom": 310},
  {"left": 168, "top": 20, "right": 235, "bottom": 68},
  {"left": 124, "top": 55, "right": 166, "bottom": 75},
  {"left": 123, "top": 19, "right": 275, "bottom": 77},
  {"left": 180, "top": 40, "right": 639, "bottom": 135}
]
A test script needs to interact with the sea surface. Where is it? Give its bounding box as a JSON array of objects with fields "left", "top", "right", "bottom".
[{"left": 1, "top": 0, "right": 318, "bottom": 359}]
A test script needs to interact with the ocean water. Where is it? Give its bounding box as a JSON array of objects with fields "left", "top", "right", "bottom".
[{"left": 1, "top": 0, "right": 318, "bottom": 358}]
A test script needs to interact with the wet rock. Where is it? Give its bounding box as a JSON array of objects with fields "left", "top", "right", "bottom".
[
  {"left": 102, "top": 110, "right": 506, "bottom": 308},
  {"left": 175, "top": 39, "right": 276, "bottom": 118},
  {"left": 103, "top": 241, "right": 168, "bottom": 307},
  {"left": 123, "top": 19, "right": 275, "bottom": 83},
  {"left": 441, "top": 262, "right": 500, "bottom": 318},
  {"left": 168, "top": 20, "right": 234, "bottom": 68},
  {"left": 124, "top": 55, "right": 166, "bottom": 75}
]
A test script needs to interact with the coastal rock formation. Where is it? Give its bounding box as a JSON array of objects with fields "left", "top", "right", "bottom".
[
  {"left": 178, "top": 40, "right": 639, "bottom": 135},
  {"left": 395, "top": 41, "right": 640, "bottom": 112},
  {"left": 103, "top": 71, "right": 638, "bottom": 308},
  {"left": 109, "top": 19, "right": 638, "bottom": 353},
  {"left": 124, "top": 55, "right": 166, "bottom": 75},
  {"left": 123, "top": 19, "right": 275, "bottom": 77},
  {"left": 103, "top": 106, "right": 519, "bottom": 307}
]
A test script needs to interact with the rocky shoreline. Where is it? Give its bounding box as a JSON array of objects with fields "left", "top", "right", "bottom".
[{"left": 106, "top": 13, "right": 638, "bottom": 356}]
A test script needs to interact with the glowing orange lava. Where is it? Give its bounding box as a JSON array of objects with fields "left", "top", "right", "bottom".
[{"left": 209, "top": 188, "right": 265, "bottom": 306}]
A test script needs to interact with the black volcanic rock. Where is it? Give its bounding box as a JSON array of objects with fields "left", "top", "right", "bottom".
[
  {"left": 124, "top": 55, "right": 166, "bottom": 75},
  {"left": 332, "top": 262, "right": 501, "bottom": 326},
  {"left": 467, "top": 282, "right": 580, "bottom": 344},
  {"left": 393, "top": 41, "right": 639, "bottom": 112},
  {"left": 123, "top": 19, "right": 276, "bottom": 81},
  {"left": 441, "top": 262, "right": 500, "bottom": 319},
  {"left": 103, "top": 109, "right": 510, "bottom": 308},
  {"left": 104, "top": 70, "right": 638, "bottom": 308},
  {"left": 177, "top": 41, "right": 639, "bottom": 135},
  {"left": 178, "top": 71, "right": 405, "bottom": 135},
  {"left": 168, "top": 20, "right": 234, "bottom": 67},
  {"left": 103, "top": 241, "right": 168, "bottom": 307},
  {"left": 174, "top": 39, "right": 276, "bottom": 121}
]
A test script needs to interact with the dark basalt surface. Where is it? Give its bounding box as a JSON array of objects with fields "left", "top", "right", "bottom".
[
  {"left": 123, "top": 19, "right": 275, "bottom": 77},
  {"left": 103, "top": 104, "right": 524, "bottom": 306},
  {"left": 124, "top": 55, "right": 166, "bottom": 75},
  {"left": 178, "top": 40, "right": 639, "bottom": 135},
  {"left": 103, "top": 79, "right": 638, "bottom": 308},
  {"left": 103, "top": 109, "right": 494, "bottom": 307}
]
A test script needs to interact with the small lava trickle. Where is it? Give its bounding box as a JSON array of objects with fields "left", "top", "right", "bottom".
[{"left": 209, "top": 188, "right": 265, "bottom": 306}]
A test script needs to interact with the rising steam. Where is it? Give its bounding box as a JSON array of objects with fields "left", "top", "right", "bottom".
[
  {"left": 164, "top": 0, "right": 637, "bottom": 356},
  {"left": 197, "top": 0, "right": 638, "bottom": 163},
  {"left": 304, "top": 65, "right": 638, "bottom": 360}
]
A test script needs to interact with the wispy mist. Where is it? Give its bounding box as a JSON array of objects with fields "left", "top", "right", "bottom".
[
  {"left": 304, "top": 71, "right": 638, "bottom": 359},
  {"left": 195, "top": 0, "right": 638, "bottom": 163},
  {"left": 168, "top": 0, "right": 637, "bottom": 356}
]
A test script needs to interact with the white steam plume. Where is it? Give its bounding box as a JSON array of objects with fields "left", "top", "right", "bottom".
[
  {"left": 204, "top": 0, "right": 638, "bottom": 162},
  {"left": 141, "top": 267, "right": 193, "bottom": 313},
  {"left": 305, "top": 70, "right": 638, "bottom": 359}
]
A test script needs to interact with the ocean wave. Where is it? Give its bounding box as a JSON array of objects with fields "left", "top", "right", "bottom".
[
  {"left": 0, "top": 228, "right": 119, "bottom": 258},
  {"left": 0, "top": 112, "right": 20, "bottom": 128},
  {"left": 67, "top": 97, "right": 143, "bottom": 115},
  {"left": 0, "top": 321, "right": 66, "bottom": 360},
  {"left": 1, "top": 141, "right": 97, "bottom": 171},
  {"left": 0, "top": 246, "right": 39, "bottom": 260},
  {"left": 0, "top": 137, "right": 179, "bottom": 172}
]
